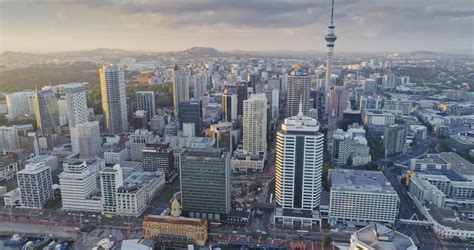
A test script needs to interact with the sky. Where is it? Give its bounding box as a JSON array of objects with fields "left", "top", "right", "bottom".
[{"left": 0, "top": 0, "right": 473, "bottom": 53}]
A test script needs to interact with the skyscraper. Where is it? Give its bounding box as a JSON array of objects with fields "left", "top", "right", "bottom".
[
  {"left": 17, "top": 161, "right": 54, "bottom": 209},
  {"left": 172, "top": 66, "right": 191, "bottom": 114},
  {"left": 34, "top": 88, "right": 60, "bottom": 135},
  {"left": 180, "top": 148, "right": 231, "bottom": 220},
  {"left": 328, "top": 86, "right": 348, "bottom": 121},
  {"left": 286, "top": 67, "right": 310, "bottom": 117},
  {"left": 6, "top": 91, "right": 32, "bottom": 119},
  {"left": 76, "top": 121, "right": 101, "bottom": 159},
  {"left": 100, "top": 164, "right": 124, "bottom": 213},
  {"left": 243, "top": 93, "right": 267, "bottom": 154},
  {"left": 65, "top": 84, "right": 89, "bottom": 153},
  {"left": 222, "top": 87, "right": 238, "bottom": 122},
  {"left": 384, "top": 124, "right": 407, "bottom": 158},
  {"left": 208, "top": 121, "right": 233, "bottom": 153},
  {"left": 178, "top": 100, "right": 203, "bottom": 136},
  {"left": 136, "top": 91, "right": 156, "bottom": 120},
  {"left": 274, "top": 103, "right": 324, "bottom": 230},
  {"left": 100, "top": 65, "right": 128, "bottom": 134},
  {"left": 193, "top": 72, "right": 209, "bottom": 100}
]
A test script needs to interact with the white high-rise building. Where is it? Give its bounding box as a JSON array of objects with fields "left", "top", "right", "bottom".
[
  {"left": 6, "top": 91, "right": 32, "bottom": 119},
  {"left": 243, "top": 93, "right": 267, "bottom": 154},
  {"left": 77, "top": 121, "right": 101, "bottom": 159},
  {"left": 274, "top": 103, "right": 324, "bottom": 230},
  {"left": 17, "top": 161, "right": 54, "bottom": 209},
  {"left": 65, "top": 83, "right": 89, "bottom": 153},
  {"left": 172, "top": 66, "right": 191, "bottom": 114},
  {"left": 136, "top": 91, "right": 155, "bottom": 120},
  {"left": 329, "top": 169, "right": 400, "bottom": 226},
  {"left": 0, "top": 126, "right": 19, "bottom": 151},
  {"left": 130, "top": 129, "right": 154, "bottom": 161},
  {"left": 328, "top": 129, "right": 352, "bottom": 167},
  {"left": 286, "top": 70, "right": 310, "bottom": 117},
  {"left": 59, "top": 160, "right": 101, "bottom": 212},
  {"left": 100, "top": 65, "right": 128, "bottom": 134},
  {"left": 193, "top": 72, "right": 209, "bottom": 100},
  {"left": 100, "top": 164, "right": 124, "bottom": 213}
]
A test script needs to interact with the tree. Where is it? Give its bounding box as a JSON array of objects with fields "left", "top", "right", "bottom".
[
  {"left": 322, "top": 162, "right": 332, "bottom": 181},
  {"left": 321, "top": 235, "right": 333, "bottom": 246}
]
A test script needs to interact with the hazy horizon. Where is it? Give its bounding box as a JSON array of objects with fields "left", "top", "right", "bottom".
[{"left": 1, "top": 0, "right": 473, "bottom": 53}]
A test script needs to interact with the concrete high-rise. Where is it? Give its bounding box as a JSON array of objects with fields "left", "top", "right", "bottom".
[
  {"left": 328, "top": 86, "right": 348, "bottom": 121},
  {"left": 100, "top": 164, "right": 124, "bottom": 213},
  {"left": 286, "top": 67, "right": 310, "bottom": 117},
  {"left": 77, "top": 121, "right": 101, "bottom": 159},
  {"left": 208, "top": 121, "right": 233, "bottom": 153},
  {"left": 172, "top": 66, "right": 191, "bottom": 114},
  {"left": 274, "top": 103, "right": 324, "bottom": 229},
  {"left": 65, "top": 84, "right": 89, "bottom": 153},
  {"left": 17, "top": 161, "right": 54, "bottom": 209},
  {"left": 130, "top": 129, "right": 154, "bottom": 161},
  {"left": 329, "top": 129, "right": 352, "bottom": 167},
  {"left": 180, "top": 148, "right": 231, "bottom": 221},
  {"left": 193, "top": 72, "right": 209, "bottom": 100},
  {"left": 136, "top": 91, "right": 155, "bottom": 120},
  {"left": 100, "top": 65, "right": 128, "bottom": 134},
  {"left": 34, "top": 88, "right": 60, "bottom": 135},
  {"left": 59, "top": 160, "right": 101, "bottom": 212},
  {"left": 384, "top": 124, "right": 407, "bottom": 158},
  {"left": 243, "top": 93, "right": 267, "bottom": 154},
  {"left": 6, "top": 91, "right": 32, "bottom": 119}
]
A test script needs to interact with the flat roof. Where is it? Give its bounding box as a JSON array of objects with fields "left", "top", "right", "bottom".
[
  {"left": 439, "top": 152, "right": 474, "bottom": 177},
  {"left": 425, "top": 169, "right": 467, "bottom": 182},
  {"left": 331, "top": 169, "right": 396, "bottom": 193},
  {"left": 429, "top": 207, "right": 474, "bottom": 231}
]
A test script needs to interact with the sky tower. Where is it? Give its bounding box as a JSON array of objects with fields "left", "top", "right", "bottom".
[{"left": 325, "top": 0, "right": 337, "bottom": 90}]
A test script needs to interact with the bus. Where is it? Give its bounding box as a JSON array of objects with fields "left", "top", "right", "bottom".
[{"left": 296, "top": 230, "right": 308, "bottom": 236}]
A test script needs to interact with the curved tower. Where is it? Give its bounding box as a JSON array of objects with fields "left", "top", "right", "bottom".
[{"left": 325, "top": 0, "right": 337, "bottom": 89}]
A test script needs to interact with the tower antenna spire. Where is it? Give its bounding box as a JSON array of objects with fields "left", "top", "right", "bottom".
[{"left": 330, "top": 0, "right": 335, "bottom": 25}]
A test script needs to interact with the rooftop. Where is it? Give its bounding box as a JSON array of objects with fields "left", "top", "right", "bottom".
[
  {"left": 428, "top": 207, "right": 474, "bottom": 231},
  {"left": 439, "top": 152, "right": 474, "bottom": 177},
  {"left": 143, "top": 215, "right": 207, "bottom": 227},
  {"left": 354, "top": 223, "right": 416, "bottom": 250},
  {"left": 330, "top": 169, "right": 396, "bottom": 193}
]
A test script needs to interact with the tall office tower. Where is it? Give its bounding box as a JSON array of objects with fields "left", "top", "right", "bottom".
[
  {"left": 34, "top": 88, "right": 60, "bottom": 135},
  {"left": 328, "top": 86, "right": 348, "bottom": 120},
  {"left": 271, "top": 89, "right": 280, "bottom": 121},
  {"left": 17, "top": 161, "right": 54, "bottom": 209},
  {"left": 132, "top": 110, "right": 149, "bottom": 130},
  {"left": 208, "top": 121, "right": 233, "bottom": 153},
  {"left": 325, "top": 0, "right": 337, "bottom": 90},
  {"left": 136, "top": 91, "right": 155, "bottom": 120},
  {"left": 247, "top": 73, "right": 257, "bottom": 94},
  {"left": 243, "top": 93, "right": 267, "bottom": 154},
  {"left": 64, "top": 84, "right": 89, "bottom": 153},
  {"left": 223, "top": 84, "right": 247, "bottom": 117},
  {"left": 178, "top": 101, "right": 203, "bottom": 136},
  {"left": 328, "top": 129, "right": 352, "bottom": 167},
  {"left": 0, "top": 126, "right": 19, "bottom": 151},
  {"left": 6, "top": 92, "right": 31, "bottom": 119},
  {"left": 76, "top": 121, "right": 101, "bottom": 159},
  {"left": 274, "top": 103, "right": 324, "bottom": 229},
  {"left": 100, "top": 164, "right": 124, "bottom": 213},
  {"left": 142, "top": 143, "right": 174, "bottom": 175},
  {"left": 172, "top": 66, "right": 191, "bottom": 114},
  {"left": 384, "top": 124, "right": 407, "bottom": 158},
  {"left": 100, "top": 65, "right": 128, "bottom": 135},
  {"left": 193, "top": 72, "right": 209, "bottom": 100},
  {"left": 130, "top": 129, "right": 154, "bottom": 161},
  {"left": 222, "top": 87, "right": 238, "bottom": 122},
  {"left": 286, "top": 67, "right": 310, "bottom": 117},
  {"left": 59, "top": 160, "right": 101, "bottom": 212},
  {"left": 180, "top": 148, "right": 231, "bottom": 220}
]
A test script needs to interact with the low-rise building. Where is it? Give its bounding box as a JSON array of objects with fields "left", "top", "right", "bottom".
[
  {"left": 427, "top": 207, "right": 474, "bottom": 240},
  {"left": 231, "top": 149, "right": 264, "bottom": 173},
  {"left": 329, "top": 169, "right": 399, "bottom": 226},
  {"left": 143, "top": 215, "right": 208, "bottom": 246}
]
